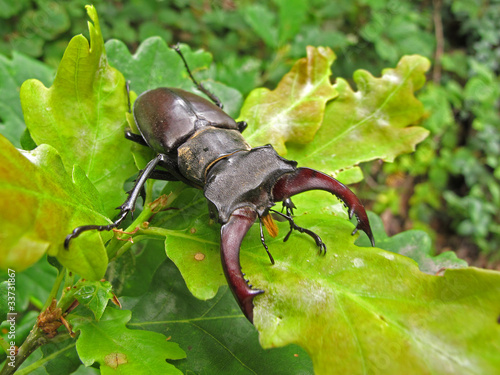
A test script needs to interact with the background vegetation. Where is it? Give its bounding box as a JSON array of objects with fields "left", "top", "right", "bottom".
[{"left": 1, "top": 0, "right": 499, "bottom": 266}]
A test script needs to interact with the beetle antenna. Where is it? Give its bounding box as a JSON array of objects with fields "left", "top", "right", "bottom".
[{"left": 171, "top": 43, "right": 223, "bottom": 109}]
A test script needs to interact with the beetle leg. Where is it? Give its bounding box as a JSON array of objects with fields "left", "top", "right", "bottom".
[
  {"left": 258, "top": 219, "right": 275, "bottom": 265},
  {"left": 171, "top": 43, "right": 223, "bottom": 109},
  {"left": 270, "top": 209, "right": 327, "bottom": 255},
  {"left": 237, "top": 121, "right": 248, "bottom": 133},
  {"left": 125, "top": 129, "right": 149, "bottom": 147},
  {"left": 272, "top": 167, "right": 375, "bottom": 246},
  {"left": 220, "top": 207, "right": 264, "bottom": 322},
  {"left": 64, "top": 154, "right": 169, "bottom": 248},
  {"left": 282, "top": 197, "right": 296, "bottom": 215},
  {"left": 276, "top": 198, "right": 326, "bottom": 253}
]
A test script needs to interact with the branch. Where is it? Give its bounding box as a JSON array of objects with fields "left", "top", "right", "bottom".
[{"left": 433, "top": 0, "right": 444, "bottom": 83}]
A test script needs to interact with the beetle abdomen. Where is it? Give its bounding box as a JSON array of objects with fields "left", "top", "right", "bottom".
[{"left": 133, "top": 87, "right": 239, "bottom": 153}]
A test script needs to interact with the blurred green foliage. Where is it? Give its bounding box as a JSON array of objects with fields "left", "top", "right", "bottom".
[{"left": 0, "top": 0, "right": 498, "bottom": 258}]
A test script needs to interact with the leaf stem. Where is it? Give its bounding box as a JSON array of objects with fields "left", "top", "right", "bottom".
[
  {"left": 42, "top": 267, "right": 66, "bottom": 311},
  {"left": 14, "top": 338, "right": 75, "bottom": 375},
  {"left": 106, "top": 182, "right": 187, "bottom": 259},
  {"left": 0, "top": 326, "right": 47, "bottom": 375}
]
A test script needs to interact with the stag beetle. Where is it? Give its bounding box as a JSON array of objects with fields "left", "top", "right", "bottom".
[{"left": 65, "top": 45, "right": 375, "bottom": 322}]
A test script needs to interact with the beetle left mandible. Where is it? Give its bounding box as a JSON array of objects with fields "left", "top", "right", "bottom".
[{"left": 65, "top": 45, "right": 375, "bottom": 322}]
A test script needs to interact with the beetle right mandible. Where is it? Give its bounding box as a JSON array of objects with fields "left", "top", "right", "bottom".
[{"left": 65, "top": 45, "right": 374, "bottom": 322}]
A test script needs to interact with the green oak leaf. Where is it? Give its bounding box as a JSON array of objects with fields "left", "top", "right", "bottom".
[
  {"left": 106, "top": 37, "right": 243, "bottom": 118},
  {"left": 0, "top": 52, "right": 54, "bottom": 148},
  {"left": 0, "top": 134, "right": 109, "bottom": 279},
  {"left": 74, "top": 280, "right": 114, "bottom": 321},
  {"left": 247, "top": 215, "right": 500, "bottom": 374},
  {"left": 106, "top": 238, "right": 167, "bottom": 297},
  {"left": 356, "top": 212, "right": 468, "bottom": 274},
  {"left": 240, "top": 46, "right": 338, "bottom": 155},
  {"left": 70, "top": 307, "right": 185, "bottom": 375},
  {"left": 285, "top": 55, "right": 431, "bottom": 183},
  {"left": 147, "top": 185, "right": 500, "bottom": 374},
  {"left": 20, "top": 5, "right": 136, "bottom": 218},
  {"left": 122, "top": 255, "right": 314, "bottom": 375},
  {"left": 161, "top": 187, "right": 223, "bottom": 300}
]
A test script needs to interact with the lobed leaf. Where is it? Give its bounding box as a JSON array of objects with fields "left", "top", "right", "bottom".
[
  {"left": 250, "top": 215, "right": 500, "bottom": 374},
  {"left": 0, "top": 134, "right": 108, "bottom": 279},
  {"left": 0, "top": 52, "right": 54, "bottom": 148},
  {"left": 285, "top": 55, "right": 431, "bottom": 182},
  {"left": 150, "top": 186, "right": 500, "bottom": 374},
  {"left": 240, "top": 46, "right": 338, "bottom": 155},
  {"left": 356, "top": 212, "right": 468, "bottom": 274},
  {"left": 70, "top": 307, "right": 185, "bottom": 375},
  {"left": 74, "top": 280, "right": 114, "bottom": 321},
  {"left": 20, "top": 5, "right": 136, "bottom": 218}
]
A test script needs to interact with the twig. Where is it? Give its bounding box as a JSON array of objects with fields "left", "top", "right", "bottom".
[{"left": 433, "top": 0, "right": 444, "bottom": 83}]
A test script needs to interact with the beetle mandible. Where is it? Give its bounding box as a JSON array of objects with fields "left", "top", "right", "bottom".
[{"left": 65, "top": 45, "right": 375, "bottom": 322}]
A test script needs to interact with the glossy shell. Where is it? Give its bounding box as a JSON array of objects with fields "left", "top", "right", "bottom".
[
  {"left": 133, "top": 87, "right": 239, "bottom": 153},
  {"left": 177, "top": 126, "right": 251, "bottom": 186}
]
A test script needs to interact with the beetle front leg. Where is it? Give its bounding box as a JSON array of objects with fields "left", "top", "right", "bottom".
[
  {"left": 271, "top": 209, "right": 326, "bottom": 255},
  {"left": 272, "top": 167, "right": 375, "bottom": 246},
  {"left": 220, "top": 207, "right": 263, "bottom": 322},
  {"left": 64, "top": 153, "right": 169, "bottom": 248}
]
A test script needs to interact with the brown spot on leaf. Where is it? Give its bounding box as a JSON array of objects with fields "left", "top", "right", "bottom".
[
  {"left": 194, "top": 252, "right": 205, "bottom": 261},
  {"left": 190, "top": 227, "right": 197, "bottom": 234},
  {"left": 104, "top": 353, "right": 128, "bottom": 369}
]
